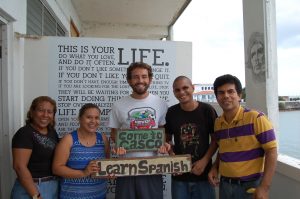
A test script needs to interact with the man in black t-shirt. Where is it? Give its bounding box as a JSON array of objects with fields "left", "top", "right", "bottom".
[{"left": 165, "top": 76, "right": 217, "bottom": 199}]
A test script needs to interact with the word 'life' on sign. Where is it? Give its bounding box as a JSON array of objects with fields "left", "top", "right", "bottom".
[
  {"left": 94, "top": 155, "right": 191, "bottom": 177},
  {"left": 116, "top": 128, "right": 165, "bottom": 152}
]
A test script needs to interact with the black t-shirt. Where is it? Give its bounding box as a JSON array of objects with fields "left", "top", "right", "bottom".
[
  {"left": 165, "top": 102, "right": 217, "bottom": 182},
  {"left": 12, "top": 124, "right": 59, "bottom": 178}
]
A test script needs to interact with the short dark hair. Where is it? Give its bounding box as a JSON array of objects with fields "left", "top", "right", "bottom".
[
  {"left": 126, "top": 62, "right": 153, "bottom": 80},
  {"left": 172, "top": 76, "right": 192, "bottom": 88},
  {"left": 213, "top": 74, "right": 242, "bottom": 96},
  {"left": 78, "top": 103, "right": 101, "bottom": 118},
  {"left": 26, "top": 96, "right": 57, "bottom": 128}
]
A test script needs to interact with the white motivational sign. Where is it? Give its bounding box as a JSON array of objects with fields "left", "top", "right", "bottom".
[{"left": 48, "top": 37, "right": 176, "bottom": 137}]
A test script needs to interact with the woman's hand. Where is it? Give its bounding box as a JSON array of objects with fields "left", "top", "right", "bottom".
[
  {"left": 112, "top": 147, "right": 127, "bottom": 156},
  {"left": 83, "top": 160, "right": 100, "bottom": 177}
]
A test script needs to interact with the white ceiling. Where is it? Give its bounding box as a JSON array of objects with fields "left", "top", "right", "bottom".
[{"left": 71, "top": 0, "right": 191, "bottom": 30}]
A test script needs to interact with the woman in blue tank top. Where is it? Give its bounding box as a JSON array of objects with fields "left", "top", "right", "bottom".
[{"left": 53, "top": 103, "right": 110, "bottom": 199}]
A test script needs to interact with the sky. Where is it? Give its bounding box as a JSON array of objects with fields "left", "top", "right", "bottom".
[{"left": 173, "top": 0, "right": 300, "bottom": 96}]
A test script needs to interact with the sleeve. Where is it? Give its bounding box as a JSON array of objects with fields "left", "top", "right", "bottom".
[
  {"left": 108, "top": 103, "right": 120, "bottom": 128},
  {"left": 207, "top": 104, "right": 218, "bottom": 136},
  {"left": 164, "top": 109, "right": 172, "bottom": 136},
  {"left": 158, "top": 101, "right": 168, "bottom": 126},
  {"left": 254, "top": 113, "right": 277, "bottom": 150},
  {"left": 12, "top": 127, "right": 33, "bottom": 149},
  {"left": 213, "top": 117, "right": 220, "bottom": 146}
]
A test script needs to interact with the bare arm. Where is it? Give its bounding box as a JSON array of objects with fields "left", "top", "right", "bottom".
[
  {"left": 192, "top": 137, "right": 218, "bottom": 175},
  {"left": 165, "top": 133, "right": 175, "bottom": 155},
  {"left": 12, "top": 148, "right": 40, "bottom": 197},
  {"left": 254, "top": 147, "right": 278, "bottom": 199},
  {"left": 52, "top": 134, "right": 97, "bottom": 178},
  {"left": 110, "top": 128, "right": 117, "bottom": 143},
  {"left": 208, "top": 153, "right": 220, "bottom": 186},
  {"left": 102, "top": 133, "right": 110, "bottom": 158}
]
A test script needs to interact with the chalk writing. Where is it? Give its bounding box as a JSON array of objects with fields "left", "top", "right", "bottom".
[{"left": 116, "top": 128, "right": 165, "bottom": 151}]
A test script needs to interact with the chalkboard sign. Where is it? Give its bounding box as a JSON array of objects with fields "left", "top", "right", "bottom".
[
  {"left": 94, "top": 154, "right": 191, "bottom": 177},
  {"left": 115, "top": 128, "right": 165, "bottom": 152}
]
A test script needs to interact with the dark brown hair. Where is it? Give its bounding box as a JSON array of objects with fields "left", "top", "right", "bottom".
[
  {"left": 78, "top": 103, "right": 101, "bottom": 118},
  {"left": 126, "top": 62, "right": 153, "bottom": 80},
  {"left": 26, "top": 96, "right": 57, "bottom": 128},
  {"left": 213, "top": 74, "right": 242, "bottom": 96}
]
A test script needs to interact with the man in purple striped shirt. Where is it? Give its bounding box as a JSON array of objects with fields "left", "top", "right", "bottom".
[{"left": 208, "top": 74, "right": 277, "bottom": 199}]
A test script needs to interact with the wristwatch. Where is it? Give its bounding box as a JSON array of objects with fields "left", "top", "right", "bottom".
[{"left": 32, "top": 193, "right": 40, "bottom": 199}]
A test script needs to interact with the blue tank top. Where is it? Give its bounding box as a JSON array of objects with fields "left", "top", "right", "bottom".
[{"left": 60, "top": 130, "right": 107, "bottom": 199}]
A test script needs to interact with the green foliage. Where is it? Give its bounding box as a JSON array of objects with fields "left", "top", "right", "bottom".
[
  {"left": 242, "top": 87, "right": 246, "bottom": 101},
  {"left": 278, "top": 96, "right": 286, "bottom": 101},
  {"left": 290, "top": 97, "right": 300, "bottom": 101},
  {"left": 278, "top": 102, "right": 285, "bottom": 110}
]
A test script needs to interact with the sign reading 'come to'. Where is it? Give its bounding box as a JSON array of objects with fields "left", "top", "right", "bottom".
[{"left": 116, "top": 128, "right": 165, "bottom": 152}]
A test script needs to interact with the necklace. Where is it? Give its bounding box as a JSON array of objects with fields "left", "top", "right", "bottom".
[{"left": 78, "top": 129, "right": 95, "bottom": 145}]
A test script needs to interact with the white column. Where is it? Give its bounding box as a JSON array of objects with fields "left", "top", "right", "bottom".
[{"left": 243, "top": 0, "right": 279, "bottom": 131}]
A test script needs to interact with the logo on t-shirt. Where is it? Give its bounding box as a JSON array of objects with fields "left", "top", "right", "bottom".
[
  {"left": 180, "top": 123, "right": 200, "bottom": 160},
  {"left": 128, "top": 107, "right": 156, "bottom": 129},
  {"left": 33, "top": 132, "right": 56, "bottom": 149}
]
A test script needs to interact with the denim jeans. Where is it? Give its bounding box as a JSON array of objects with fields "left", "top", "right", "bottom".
[
  {"left": 11, "top": 179, "right": 59, "bottom": 199},
  {"left": 171, "top": 179, "right": 216, "bottom": 199},
  {"left": 219, "top": 177, "right": 261, "bottom": 199}
]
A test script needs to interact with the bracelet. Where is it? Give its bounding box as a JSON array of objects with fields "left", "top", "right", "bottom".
[{"left": 32, "top": 193, "right": 40, "bottom": 199}]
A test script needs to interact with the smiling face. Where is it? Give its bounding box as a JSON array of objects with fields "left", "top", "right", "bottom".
[
  {"left": 173, "top": 77, "right": 194, "bottom": 104},
  {"left": 216, "top": 83, "right": 241, "bottom": 114},
  {"left": 127, "top": 68, "right": 152, "bottom": 96},
  {"left": 79, "top": 107, "right": 100, "bottom": 134},
  {"left": 30, "top": 101, "right": 55, "bottom": 132}
]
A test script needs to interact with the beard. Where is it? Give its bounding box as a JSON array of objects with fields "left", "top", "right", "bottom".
[{"left": 131, "top": 83, "right": 150, "bottom": 95}]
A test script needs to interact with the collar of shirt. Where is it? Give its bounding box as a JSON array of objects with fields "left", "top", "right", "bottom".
[{"left": 219, "top": 106, "right": 244, "bottom": 127}]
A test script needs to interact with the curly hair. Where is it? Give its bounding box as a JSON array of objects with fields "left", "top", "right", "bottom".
[{"left": 126, "top": 62, "right": 153, "bottom": 80}]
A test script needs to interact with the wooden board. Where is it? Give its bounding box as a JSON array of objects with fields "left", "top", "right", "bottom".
[
  {"left": 94, "top": 154, "right": 191, "bottom": 177},
  {"left": 115, "top": 128, "right": 165, "bottom": 152}
]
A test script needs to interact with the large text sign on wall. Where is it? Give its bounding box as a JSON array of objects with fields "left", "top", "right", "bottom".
[
  {"left": 95, "top": 155, "right": 191, "bottom": 177},
  {"left": 116, "top": 128, "right": 165, "bottom": 151},
  {"left": 48, "top": 37, "right": 176, "bottom": 137}
]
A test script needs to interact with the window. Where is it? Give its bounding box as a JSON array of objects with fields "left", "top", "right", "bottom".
[{"left": 27, "top": 0, "right": 66, "bottom": 36}]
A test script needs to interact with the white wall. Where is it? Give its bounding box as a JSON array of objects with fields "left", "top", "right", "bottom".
[
  {"left": 270, "top": 155, "right": 300, "bottom": 199},
  {"left": 0, "top": 1, "right": 80, "bottom": 198},
  {"left": 82, "top": 23, "right": 168, "bottom": 40},
  {"left": 0, "top": 1, "right": 27, "bottom": 198}
]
